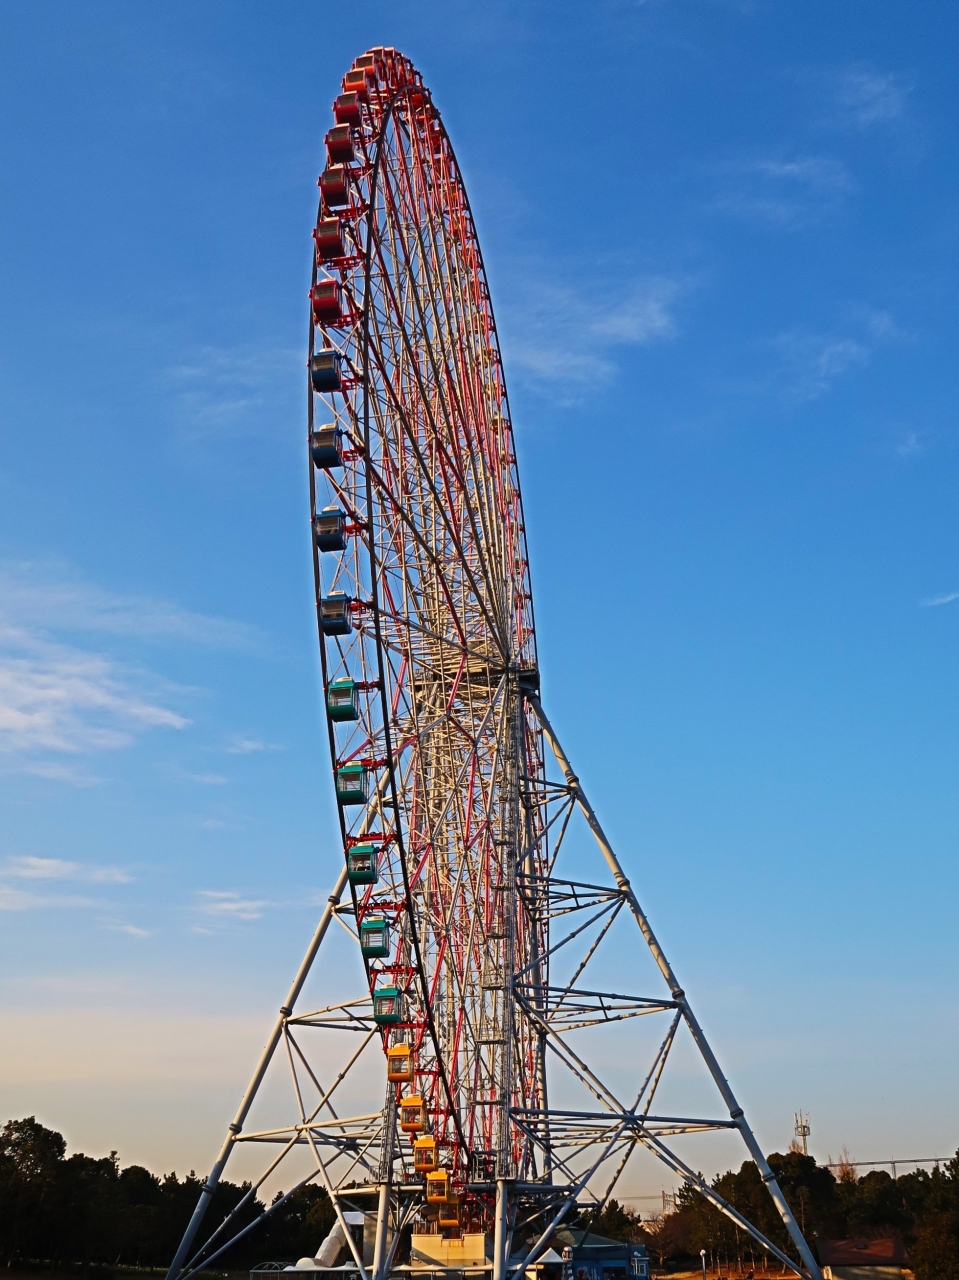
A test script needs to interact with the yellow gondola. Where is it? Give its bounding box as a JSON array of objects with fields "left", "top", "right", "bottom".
[
  {"left": 437, "top": 1195, "right": 460, "bottom": 1228},
  {"left": 399, "top": 1094, "right": 427, "bottom": 1132},
  {"left": 386, "top": 1044, "right": 414, "bottom": 1083},
  {"left": 426, "top": 1169, "right": 450, "bottom": 1203},
  {"left": 413, "top": 1135, "right": 438, "bottom": 1171}
]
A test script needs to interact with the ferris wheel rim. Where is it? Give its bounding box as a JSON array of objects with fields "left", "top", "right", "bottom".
[
  {"left": 360, "top": 88, "right": 476, "bottom": 1159},
  {"left": 309, "top": 51, "right": 545, "bottom": 1186}
]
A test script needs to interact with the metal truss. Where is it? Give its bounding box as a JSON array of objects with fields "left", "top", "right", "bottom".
[
  {"left": 164, "top": 690, "right": 822, "bottom": 1280},
  {"left": 165, "top": 46, "right": 822, "bottom": 1280}
]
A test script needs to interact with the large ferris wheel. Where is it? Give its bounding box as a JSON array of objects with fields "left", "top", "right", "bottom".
[{"left": 166, "top": 49, "right": 823, "bottom": 1280}]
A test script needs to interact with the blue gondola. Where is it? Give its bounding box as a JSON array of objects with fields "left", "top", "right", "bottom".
[
  {"left": 311, "top": 424, "right": 344, "bottom": 470},
  {"left": 320, "top": 592, "right": 352, "bottom": 636},
  {"left": 313, "top": 506, "right": 347, "bottom": 552},
  {"left": 311, "top": 349, "right": 342, "bottom": 392}
]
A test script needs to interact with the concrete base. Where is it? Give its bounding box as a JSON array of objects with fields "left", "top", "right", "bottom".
[{"left": 411, "top": 1234, "right": 490, "bottom": 1270}]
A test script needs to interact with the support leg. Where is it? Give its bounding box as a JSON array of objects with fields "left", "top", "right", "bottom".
[
  {"left": 528, "top": 697, "right": 823, "bottom": 1280},
  {"left": 164, "top": 865, "right": 350, "bottom": 1280},
  {"left": 372, "top": 1182, "right": 391, "bottom": 1280},
  {"left": 493, "top": 1179, "right": 510, "bottom": 1280}
]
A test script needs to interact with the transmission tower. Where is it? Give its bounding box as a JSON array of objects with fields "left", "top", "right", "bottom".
[{"left": 794, "top": 1112, "right": 811, "bottom": 1158}]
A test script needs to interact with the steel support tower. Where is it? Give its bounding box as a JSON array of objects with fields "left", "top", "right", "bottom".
[{"left": 165, "top": 48, "right": 822, "bottom": 1280}]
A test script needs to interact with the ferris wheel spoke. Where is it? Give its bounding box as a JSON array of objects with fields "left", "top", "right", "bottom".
[
  {"left": 397, "top": 139, "right": 512, "bottom": 585},
  {"left": 365, "top": 280, "right": 506, "bottom": 657},
  {"left": 365, "top": 410, "right": 502, "bottom": 662},
  {"left": 370, "top": 164, "right": 508, "bottom": 634},
  {"left": 378, "top": 153, "right": 505, "bottom": 581}
]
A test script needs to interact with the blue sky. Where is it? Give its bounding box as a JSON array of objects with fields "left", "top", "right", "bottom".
[{"left": 2, "top": 0, "right": 958, "bottom": 1199}]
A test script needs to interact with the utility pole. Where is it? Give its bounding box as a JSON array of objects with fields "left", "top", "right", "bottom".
[{"left": 794, "top": 1110, "right": 811, "bottom": 1157}]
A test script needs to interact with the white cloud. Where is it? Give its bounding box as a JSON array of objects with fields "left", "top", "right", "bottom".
[
  {"left": 0, "top": 884, "right": 43, "bottom": 911},
  {"left": 896, "top": 432, "right": 923, "bottom": 458},
  {"left": 0, "top": 561, "right": 266, "bottom": 651},
  {"left": 0, "top": 885, "right": 99, "bottom": 912},
  {"left": 2, "top": 856, "right": 133, "bottom": 883},
  {"left": 921, "top": 592, "right": 959, "bottom": 609},
  {"left": 13, "top": 760, "right": 104, "bottom": 785},
  {"left": 505, "top": 274, "right": 686, "bottom": 398},
  {"left": 861, "top": 309, "right": 901, "bottom": 340},
  {"left": 6, "top": 856, "right": 78, "bottom": 879},
  {"left": 165, "top": 344, "right": 301, "bottom": 436},
  {"left": 110, "top": 923, "right": 151, "bottom": 938},
  {"left": 771, "top": 332, "right": 868, "bottom": 402},
  {"left": 0, "top": 562, "right": 270, "bottom": 773},
  {"left": 0, "top": 856, "right": 134, "bottom": 912},
  {"left": 752, "top": 157, "right": 850, "bottom": 189},
  {"left": 591, "top": 287, "right": 679, "bottom": 344},
  {"left": 766, "top": 307, "right": 901, "bottom": 404},
  {"left": 196, "top": 890, "right": 268, "bottom": 921},
  {"left": 833, "top": 65, "right": 910, "bottom": 128},
  {"left": 714, "top": 154, "right": 851, "bottom": 227},
  {"left": 0, "top": 623, "right": 188, "bottom": 757},
  {"left": 189, "top": 772, "right": 229, "bottom": 785},
  {"left": 226, "top": 736, "right": 282, "bottom": 755}
]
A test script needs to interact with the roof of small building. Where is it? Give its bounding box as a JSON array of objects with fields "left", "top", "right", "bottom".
[
  {"left": 815, "top": 1237, "right": 908, "bottom": 1266},
  {"left": 554, "top": 1228, "right": 647, "bottom": 1254}
]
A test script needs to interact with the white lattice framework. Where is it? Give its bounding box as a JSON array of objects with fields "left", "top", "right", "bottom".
[{"left": 164, "top": 48, "right": 823, "bottom": 1280}]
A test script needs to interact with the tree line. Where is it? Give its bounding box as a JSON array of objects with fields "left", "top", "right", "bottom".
[
  {"left": 3, "top": 1117, "right": 958, "bottom": 1279},
  {"left": 0, "top": 1117, "right": 334, "bottom": 1274},
  {"left": 594, "top": 1148, "right": 959, "bottom": 1280}
]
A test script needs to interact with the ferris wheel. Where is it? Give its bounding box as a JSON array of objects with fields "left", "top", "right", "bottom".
[
  {"left": 165, "top": 49, "right": 823, "bottom": 1280},
  {"left": 308, "top": 45, "right": 545, "bottom": 1199}
]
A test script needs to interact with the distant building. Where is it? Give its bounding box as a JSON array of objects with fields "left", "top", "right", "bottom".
[
  {"left": 553, "top": 1228, "right": 649, "bottom": 1280},
  {"left": 814, "top": 1237, "right": 909, "bottom": 1280}
]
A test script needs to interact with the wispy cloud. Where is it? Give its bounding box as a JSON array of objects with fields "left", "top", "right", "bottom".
[
  {"left": 0, "top": 561, "right": 266, "bottom": 651},
  {"left": 195, "top": 890, "right": 268, "bottom": 921},
  {"left": 770, "top": 333, "right": 868, "bottom": 402},
  {"left": 503, "top": 273, "right": 686, "bottom": 399},
  {"left": 14, "top": 760, "right": 105, "bottom": 786},
  {"left": 0, "top": 562, "right": 272, "bottom": 774},
  {"left": 765, "top": 307, "right": 901, "bottom": 404},
  {"left": 164, "top": 344, "right": 301, "bottom": 436},
  {"left": 921, "top": 592, "right": 959, "bottom": 609},
  {"left": 714, "top": 154, "right": 851, "bottom": 227},
  {"left": 0, "top": 856, "right": 135, "bottom": 912},
  {"left": 831, "top": 64, "right": 911, "bottom": 129},
  {"left": 0, "top": 884, "right": 100, "bottom": 912},
  {"left": 0, "top": 884, "right": 43, "bottom": 911},
  {"left": 226, "top": 736, "right": 282, "bottom": 755},
  {"left": 0, "top": 623, "right": 188, "bottom": 757},
  {"left": 2, "top": 856, "right": 133, "bottom": 883},
  {"left": 109, "top": 923, "right": 151, "bottom": 938},
  {"left": 896, "top": 431, "right": 925, "bottom": 458}
]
